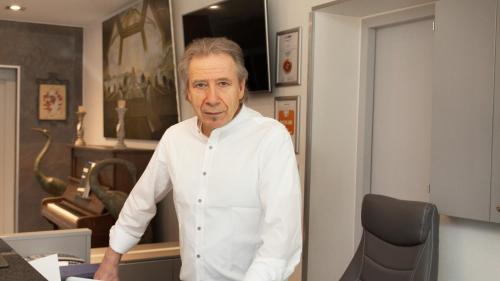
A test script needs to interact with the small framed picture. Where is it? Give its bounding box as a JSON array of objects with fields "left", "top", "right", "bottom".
[
  {"left": 37, "top": 74, "right": 68, "bottom": 121},
  {"left": 275, "top": 96, "right": 300, "bottom": 154},
  {"left": 276, "top": 27, "right": 301, "bottom": 86}
]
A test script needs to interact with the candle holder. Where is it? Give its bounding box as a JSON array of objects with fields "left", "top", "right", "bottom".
[
  {"left": 115, "top": 107, "right": 127, "bottom": 149},
  {"left": 74, "top": 110, "right": 86, "bottom": 146}
]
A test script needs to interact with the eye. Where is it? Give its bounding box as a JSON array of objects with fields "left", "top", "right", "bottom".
[
  {"left": 217, "top": 80, "right": 231, "bottom": 87},
  {"left": 192, "top": 81, "right": 207, "bottom": 89}
]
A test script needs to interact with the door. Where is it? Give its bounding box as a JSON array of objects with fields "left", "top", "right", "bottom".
[
  {"left": 370, "top": 18, "right": 433, "bottom": 202},
  {"left": 0, "top": 67, "right": 17, "bottom": 234}
]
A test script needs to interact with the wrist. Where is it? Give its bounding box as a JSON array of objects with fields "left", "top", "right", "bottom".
[{"left": 102, "top": 247, "right": 122, "bottom": 265}]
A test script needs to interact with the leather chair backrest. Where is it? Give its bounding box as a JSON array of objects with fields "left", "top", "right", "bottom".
[{"left": 340, "top": 194, "right": 439, "bottom": 281}]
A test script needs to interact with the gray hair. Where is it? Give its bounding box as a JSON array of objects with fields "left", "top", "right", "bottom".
[{"left": 178, "top": 37, "right": 248, "bottom": 100}]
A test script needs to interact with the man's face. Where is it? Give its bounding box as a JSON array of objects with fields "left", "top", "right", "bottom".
[{"left": 187, "top": 53, "right": 245, "bottom": 136}]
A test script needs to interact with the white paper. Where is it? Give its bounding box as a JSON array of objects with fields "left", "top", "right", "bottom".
[{"left": 28, "top": 254, "right": 61, "bottom": 281}]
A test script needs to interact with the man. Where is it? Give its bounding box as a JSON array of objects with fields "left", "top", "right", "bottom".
[{"left": 95, "top": 37, "right": 302, "bottom": 281}]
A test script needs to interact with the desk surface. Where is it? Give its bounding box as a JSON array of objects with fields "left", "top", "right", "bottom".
[
  {"left": 0, "top": 239, "right": 46, "bottom": 281},
  {"left": 90, "top": 241, "right": 180, "bottom": 264}
]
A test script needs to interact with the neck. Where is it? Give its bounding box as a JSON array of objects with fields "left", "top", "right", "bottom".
[{"left": 201, "top": 122, "right": 212, "bottom": 137}]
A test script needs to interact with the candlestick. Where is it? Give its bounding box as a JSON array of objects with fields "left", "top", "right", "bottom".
[
  {"left": 117, "top": 99, "right": 126, "bottom": 108},
  {"left": 115, "top": 106, "right": 127, "bottom": 149},
  {"left": 74, "top": 110, "right": 86, "bottom": 146}
]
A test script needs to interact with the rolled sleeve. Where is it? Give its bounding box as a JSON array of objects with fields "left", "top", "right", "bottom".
[{"left": 109, "top": 223, "right": 141, "bottom": 254}]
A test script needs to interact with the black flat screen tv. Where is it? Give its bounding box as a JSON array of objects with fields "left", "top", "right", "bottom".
[{"left": 182, "top": 0, "right": 271, "bottom": 93}]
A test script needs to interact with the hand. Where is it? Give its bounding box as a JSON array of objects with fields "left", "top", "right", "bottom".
[{"left": 94, "top": 247, "right": 122, "bottom": 281}]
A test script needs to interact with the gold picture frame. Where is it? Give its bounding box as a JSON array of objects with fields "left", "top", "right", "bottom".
[{"left": 37, "top": 74, "right": 68, "bottom": 121}]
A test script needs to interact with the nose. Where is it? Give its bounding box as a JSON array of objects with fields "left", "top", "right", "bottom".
[{"left": 205, "top": 85, "right": 220, "bottom": 106}]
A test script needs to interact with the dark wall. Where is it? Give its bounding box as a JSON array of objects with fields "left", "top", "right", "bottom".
[{"left": 0, "top": 20, "right": 83, "bottom": 232}]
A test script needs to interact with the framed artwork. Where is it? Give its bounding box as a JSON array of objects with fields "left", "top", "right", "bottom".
[
  {"left": 37, "top": 74, "right": 68, "bottom": 121},
  {"left": 275, "top": 96, "right": 300, "bottom": 153},
  {"left": 276, "top": 27, "right": 301, "bottom": 86},
  {"left": 102, "top": 0, "right": 179, "bottom": 140}
]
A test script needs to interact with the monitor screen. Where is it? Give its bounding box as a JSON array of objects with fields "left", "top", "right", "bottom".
[{"left": 182, "top": 0, "right": 271, "bottom": 93}]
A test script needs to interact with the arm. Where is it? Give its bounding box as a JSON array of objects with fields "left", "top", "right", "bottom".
[
  {"left": 244, "top": 124, "right": 303, "bottom": 281},
  {"left": 94, "top": 135, "right": 172, "bottom": 280},
  {"left": 94, "top": 247, "right": 122, "bottom": 281}
]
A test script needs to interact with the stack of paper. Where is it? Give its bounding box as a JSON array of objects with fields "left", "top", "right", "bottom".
[{"left": 28, "top": 254, "right": 98, "bottom": 281}]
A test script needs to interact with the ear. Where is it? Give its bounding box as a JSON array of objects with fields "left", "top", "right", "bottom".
[{"left": 238, "top": 81, "right": 245, "bottom": 99}]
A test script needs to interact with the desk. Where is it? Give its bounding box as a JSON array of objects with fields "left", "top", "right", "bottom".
[
  {"left": 90, "top": 241, "right": 180, "bottom": 264},
  {"left": 91, "top": 242, "right": 181, "bottom": 281},
  {"left": 0, "top": 239, "right": 46, "bottom": 281}
]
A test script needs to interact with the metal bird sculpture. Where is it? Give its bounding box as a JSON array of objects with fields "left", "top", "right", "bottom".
[
  {"left": 32, "top": 128, "right": 67, "bottom": 196},
  {"left": 88, "top": 158, "right": 137, "bottom": 220}
]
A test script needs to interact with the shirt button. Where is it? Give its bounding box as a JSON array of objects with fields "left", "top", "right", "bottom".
[
  {"left": 202, "top": 171, "right": 207, "bottom": 176},
  {"left": 196, "top": 254, "right": 201, "bottom": 258},
  {"left": 198, "top": 198, "right": 202, "bottom": 203},
  {"left": 209, "top": 145, "right": 213, "bottom": 150},
  {"left": 197, "top": 226, "right": 201, "bottom": 231}
]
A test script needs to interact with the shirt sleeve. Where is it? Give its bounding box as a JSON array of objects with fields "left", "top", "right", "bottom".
[
  {"left": 243, "top": 123, "right": 303, "bottom": 281},
  {"left": 109, "top": 133, "right": 172, "bottom": 254}
]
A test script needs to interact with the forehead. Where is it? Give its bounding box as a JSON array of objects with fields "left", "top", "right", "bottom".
[{"left": 188, "top": 53, "right": 238, "bottom": 80}]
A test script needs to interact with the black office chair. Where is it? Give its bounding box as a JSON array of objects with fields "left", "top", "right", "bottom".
[{"left": 340, "top": 194, "right": 439, "bottom": 281}]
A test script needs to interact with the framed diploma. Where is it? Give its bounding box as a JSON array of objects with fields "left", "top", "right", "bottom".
[
  {"left": 275, "top": 96, "right": 300, "bottom": 154},
  {"left": 275, "top": 27, "right": 301, "bottom": 86}
]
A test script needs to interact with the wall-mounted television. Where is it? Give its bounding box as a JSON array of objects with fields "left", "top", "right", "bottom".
[{"left": 182, "top": 0, "right": 271, "bottom": 93}]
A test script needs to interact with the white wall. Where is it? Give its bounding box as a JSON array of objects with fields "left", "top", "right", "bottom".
[
  {"left": 307, "top": 12, "right": 361, "bottom": 281},
  {"left": 439, "top": 216, "right": 500, "bottom": 280}
]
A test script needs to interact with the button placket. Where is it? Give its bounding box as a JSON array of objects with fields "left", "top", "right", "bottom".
[{"left": 194, "top": 134, "right": 218, "bottom": 268}]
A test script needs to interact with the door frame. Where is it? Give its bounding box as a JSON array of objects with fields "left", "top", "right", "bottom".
[
  {"left": 355, "top": 4, "right": 435, "bottom": 242},
  {"left": 0, "top": 64, "right": 21, "bottom": 233},
  {"left": 304, "top": 2, "right": 436, "bottom": 281}
]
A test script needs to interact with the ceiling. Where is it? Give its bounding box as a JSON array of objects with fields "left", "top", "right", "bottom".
[{"left": 0, "top": 0, "right": 137, "bottom": 27}]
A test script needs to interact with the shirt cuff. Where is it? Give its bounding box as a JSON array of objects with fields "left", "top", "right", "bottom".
[{"left": 109, "top": 224, "right": 141, "bottom": 254}]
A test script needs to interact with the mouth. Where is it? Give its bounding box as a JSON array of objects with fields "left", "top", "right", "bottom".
[{"left": 202, "top": 111, "right": 224, "bottom": 116}]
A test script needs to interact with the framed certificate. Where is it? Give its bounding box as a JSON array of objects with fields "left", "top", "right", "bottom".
[
  {"left": 276, "top": 27, "right": 301, "bottom": 86},
  {"left": 275, "top": 96, "right": 300, "bottom": 153}
]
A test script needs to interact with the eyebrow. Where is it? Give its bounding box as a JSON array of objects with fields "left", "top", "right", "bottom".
[{"left": 191, "top": 78, "right": 232, "bottom": 83}]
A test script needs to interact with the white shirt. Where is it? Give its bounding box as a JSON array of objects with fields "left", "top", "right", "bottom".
[{"left": 109, "top": 105, "right": 302, "bottom": 281}]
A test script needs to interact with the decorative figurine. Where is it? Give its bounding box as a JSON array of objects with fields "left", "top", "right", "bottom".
[
  {"left": 33, "top": 128, "right": 67, "bottom": 196},
  {"left": 75, "top": 106, "right": 86, "bottom": 146},
  {"left": 88, "top": 158, "right": 137, "bottom": 219},
  {"left": 115, "top": 100, "right": 127, "bottom": 149}
]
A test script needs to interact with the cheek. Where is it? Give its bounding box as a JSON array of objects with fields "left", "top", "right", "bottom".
[
  {"left": 223, "top": 90, "right": 241, "bottom": 106},
  {"left": 188, "top": 93, "right": 202, "bottom": 106}
]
